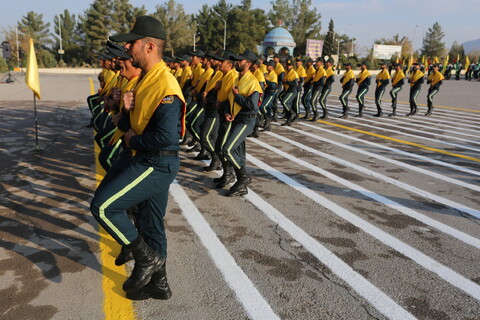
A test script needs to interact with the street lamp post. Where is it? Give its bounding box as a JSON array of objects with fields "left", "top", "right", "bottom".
[
  {"left": 222, "top": 19, "right": 226, "bottom": 50},
  {"left": 57, "top": 13, "right": 64, "bottom": 63}
]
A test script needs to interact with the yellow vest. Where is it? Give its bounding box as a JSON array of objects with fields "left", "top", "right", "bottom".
[
  {"left": 110, "top": 74, "right": 141, "bottom": 145},
  {"left": 313, "top": 66, "right": 326, "bottom": 82},
  {"left": 409, "top": 70, "right": 425, "bottom": 87},
  {"left": 295, "top": 65, "right": 307, "bottom": 78},
  {"left": 195, "top": 67, "right": 214, "bottom": 92},
  {"left": 325, "top": 67, "right": 334, "bottom": 80},
  {"left": 428, "top": 70, "right": 444, "bottom": 86},
  {"left": 341, "top": 70, "right": 355, "bottom": 86},
  {"left": 218, "top": 69, "right": 238, "bottom": 103},
  {"left": 284, "top": 68, "right": 299, "bottom": 90},
  {"left": 228, "top": 71, "right": 262, "bottom": 117},
  {"left": 392, "top": 70, "right": 405, "bottom": 86},
  {"left": 205, "top": 70, "right": 224, "bottom": 93},
  {"left": 131, "top": 61, "right": 186, "bottom": 145},
  {"left": 101, "top": 70, "right": 120, "bottom": 95},
  {"left": 192, "top": 63, "right": 204, "bottom": 86},
  {"left": 259, "top": 64, "right": 267, "bottom": 75},
  {"left": 305, "top": 65, "right": 316, "bottom": 83},
  {"left": 179, "top": 66, "right": 192, "bottom": 89},
  {"left": 253, "top": 68, "right": 266, "bottom": 83},
  {"left": 174, "top": 68, "right": 182, "bottom": 81},
  {"left": 376, "top": 69, "right": 391, "bottom": 87},
  {"left": 357, "top": 69, "right": 371, "bottom": 86},
  {"left": 274, "top": 62, "right": 285, "bottom": 76}
]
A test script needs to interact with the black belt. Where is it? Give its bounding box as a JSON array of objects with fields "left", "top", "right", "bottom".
[
  {"left": 137, "top": 150, "right": 178, "bottom": 157},
  {"left": 237, "top": 113, "right": 257, "bottom": 119}
]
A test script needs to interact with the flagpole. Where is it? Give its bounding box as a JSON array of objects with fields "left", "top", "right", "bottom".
[{"left": 33, "top": 93, "right": 41, "bottom": 151}]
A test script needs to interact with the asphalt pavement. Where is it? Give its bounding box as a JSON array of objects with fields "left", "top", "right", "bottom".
[{"left": 0, "top": 70, "right": 479, "bottom": 320}]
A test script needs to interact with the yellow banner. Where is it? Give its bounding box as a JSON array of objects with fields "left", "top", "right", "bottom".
[{"left": 25, "top": 38, "right": 41, "bottom": 99}]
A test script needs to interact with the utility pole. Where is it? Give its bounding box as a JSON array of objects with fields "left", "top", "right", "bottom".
[
  {"left": 15, "top": 27, "right": 19, "bottom": 68},
  {"left": 57, "top": 13, "right": 64, "bottom": 63}
]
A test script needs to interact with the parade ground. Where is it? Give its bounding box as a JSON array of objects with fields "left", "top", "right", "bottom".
[{"left": 0, "top": 70, "right": 479, "bottom": 320}]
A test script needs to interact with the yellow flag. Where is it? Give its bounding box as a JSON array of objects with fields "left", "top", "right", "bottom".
[
  {"left": 25, "top": 38, "right": 41, "bottom": 99},
  {"left": 433, "top": 56, "right": 439, "bottom": 64},
  {"left": 442, "top": 55, "right": 449, "bottom": 73},
  {"left": 421, "top": 56, "right": 425, "bottom": 65},
  {"left": 465, "top": 56, "right": 470, "bottom": 71}
]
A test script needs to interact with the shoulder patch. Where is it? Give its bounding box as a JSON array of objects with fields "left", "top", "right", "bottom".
[{"left": 162, "top": 96, "right": 174, "bottom": 104}]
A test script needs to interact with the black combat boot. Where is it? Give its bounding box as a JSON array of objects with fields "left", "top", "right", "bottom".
[
  {"left": 126, "top": 262, "right": 172, "bottom": 300},
  {"left": 355, "top": 105, "right": 364, "bottom": 117},
  {"left": 115, "top": 245, "right": 134, "bottom": 266},
  {"left": 248, "top": 124, "right": 260, "bottom": 138},
  {"left": 373, "top": 107, "right": 383, "bottom": 117},
  {"left": 186, "top": 141, "right": 201, "bottom": 152},
  {"left": 309, "top": 110, "right": 319, "bottom": 121},
  {"left": 215, "top": 161, "right": 235, "bottom": 188},
  {"left": 122, "top": 236, "right": 165, "bottom": 293},
  {"left": 425, "top": 104, "right": 433, "bottom": 116},
  {"left": 194, "top": 147, "right": 211, "bottom": 160},
  {"left": 320, "top": 109, "right": 329, "bottom": 119},
  {"left": 226, "top": 166, "right": 252, "bottom": 197},
  {"left": 388, "top": 107, "right": 396, "bottom": 117},
  {"left": 180, "top": 131, "right": 192, "bottom": 145},
  {"left": 262, "top": 117, "right": 271, "bottom": 131},
  {"left": 204, "top": 152, "right": 222, "bottom": 172},
  {"left": 301, "top": 110, "right": 310, "bottom": 119}
]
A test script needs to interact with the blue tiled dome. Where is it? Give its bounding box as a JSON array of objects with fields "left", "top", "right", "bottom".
[{"left": 264, "top": 27, "right": 295, "bottom": 45}]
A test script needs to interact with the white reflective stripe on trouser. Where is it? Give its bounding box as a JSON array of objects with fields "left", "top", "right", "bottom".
[
  {"left": 391, "top": 87, "right": 401, "bottom": 99},
  {"left": 357, "top": 89, "right": 368, "bottom": 103},
  {"left": 428, "top": 89, "right": 439, "bottom": 103},
  {"left": 282, "top": 93, "right": 294, "bottom": 111},
  {"left": 106, "top": 139, "right": 122, "bottom": 167},
  {"left": 262, "top": 95, "right": 274, "bottom": 113},
  {"left": 191, "top": 108, "right": 205, "bottom": 140},
  {"left": 377, "top": 88, "right": 385, "bottom": 104},
  {"left": 206, "top": 117, "right": 217, "bottom": 152},
  {"left": 99, "top": 167, "right": 155, "bottom": 244},
  {"left": 226, "top": 124, "right": 248, "bottom": 169},
  {"left": 413, "top": 89, "right": 420, "bottom": 104},
  {"left": 340, "top": 90, "right": 350, "bottom": 107}
]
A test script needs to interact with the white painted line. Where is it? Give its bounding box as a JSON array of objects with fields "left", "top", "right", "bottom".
[
  {"left": 380, "top": 117, "right": 480, "bottom": 140},
  {"left": 246, "top": 153, "right": 480, "bottom": 301},
  {"left": 281, "top": 125, "right": 480, "bottom": 216},
  {"left": 251, "top": 135, "right": 480, "bottom": 249},
  {"left": 170, "top": 181, "right": 280, "bottom": 320},
  {"left": 329, "top": 95, "right": 480, "bottom": 128},
  {"left": 236, "top": 179, "right": 419, "bottom": 320},
  {"left": 298, "top": 122, "right": 480, "bottom": 177},
  {"left": 286, "top": 124, "right": 480, "bottom": 192},
  {"left": 339, "top": 118, "right": 480, "bottom": 152}
]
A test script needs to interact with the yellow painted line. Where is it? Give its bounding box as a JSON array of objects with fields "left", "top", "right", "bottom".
[
  {"left": 330, "top": 91, "right": 480, "bottom": 113},
  {"left": 91, "top": 77, "right": 135, "bottom": 320},
  {"left": 318, "top": 120, "right": 480, "bottom": 163},
  {"left": 89, "top": 77, "right": 95, "bottom": 95}
]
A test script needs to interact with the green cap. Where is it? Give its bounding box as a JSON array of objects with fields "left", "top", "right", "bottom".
[{"left": 110, "top": 16, "right": 166, "bottom": 42}]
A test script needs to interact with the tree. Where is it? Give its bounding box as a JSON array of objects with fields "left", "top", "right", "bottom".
[
  {"left": 421, "top": 22, "right": 446, "bottom": 58},
  {"left": 290, "top": 0, "right": 321, "bottom": 56},
  {"left": 80, "top": 0, "right": 114, "bottom": 63},
  {"left": 53, "top": 10, "right": 79, "bottom": 65},
  {"left": 268, "top": 0, "right": 293, "bottom": 28},
  {"left": 17, "top": 11, "right": 55, "bottom": 67},
  {"left": 228, "top": 0, "right": 269, "bottom": 53},
  {"left": 196, "top": 0, "right": 232, "bottom": 51},
  {"left": 448, "top": 41, "right": 465, "bottom": 63},
  {"left": 154, "top": 0, "right": 195, "bottom": 57},
  {"left": 323, "top": 19, "right": 335, "bottom": 57}
]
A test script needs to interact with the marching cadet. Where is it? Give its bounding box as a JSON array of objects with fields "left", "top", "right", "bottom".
[
  {"left": 388, "top": 63, "right": 405, "bottom": 117},
  {"left": 355, "top": 62, "right": 371, "bottom": 117},
  {"left": 406, "top": 62, "right": 424, "bottom": 116},
  {"left": 425, "top": 63, "right": 444, "bottom": 116},
  {"left": 293, "top": 58, "right": 307, "bottom": 122},
  {"left": 172, "top": 58, "right": 183, "bottom": 82},
  {"left": 373, "top": 61, "right": 391, "bottom": 117},
  {"left": 280, "top": 59, "right": 299, "bottom": 126},
  {"left": 338, "top": 63, "right": 355, "bottom": 118},
  {"left": 213, "top": 52, "right": 239, "bottom": 190},
  {"left": 250, "top": 59, "right": 266, "bottom": 137},
  {"left": 187, "top": 53, "right": 214, "bottom": 160},
  {"left": 455, "top": 62, "right": 462, "bottom": 80},
  {"left": 258, "top": 55, "right": 268, "bottom": 75},
  {"left": 318, "top": 59, "right": 335, "bottom": 119},
  {"left": 259, "top": 60, "right": 278, "bottom": 131},
  {"left": 301, "top": 58, "right": 315, "bottom": 119},
  {"left": 201, "top": 51, "right": 226, "bottom": 172},
  {"left": 91, "top": 16, "right": 186, "bottom": 300},
  {"left": 273, "top": 54, "right": 285, "bottom": 121},
  {"left": 219, "top": 50, "right": 262, "bottom": 196},
  {"left": 444, "top": 63, "right": 453, "bottom": 80},
  {"left": 178, "top": 56, "right": 193, "bottom": 145},
  {"left": 310, "top": 57, "right": 326, "bottom": 121},
  {"left": 98, "top": 47, "right": 141, "bottom": 172}
]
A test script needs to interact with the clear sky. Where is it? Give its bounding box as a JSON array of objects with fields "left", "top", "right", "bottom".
[{"left": 1, "top": 0, "right": 478, "bottom": 56}]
